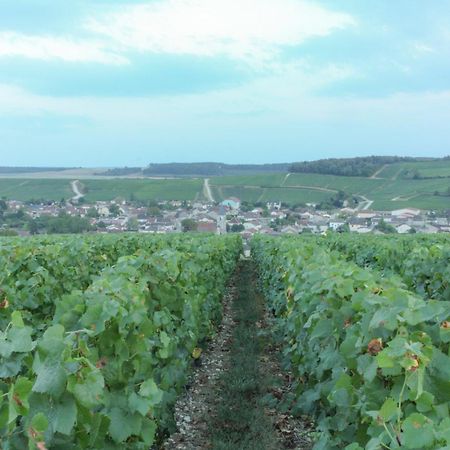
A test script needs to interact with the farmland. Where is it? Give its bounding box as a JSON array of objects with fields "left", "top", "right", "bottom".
[
  {"left": 81, "top": 178, "right": 203, "bottom": 202},
  {"left": 0, "top": 179, "right": 74, "bottom": 202},
  {"left": 2, "top": 232, "right": 450, "bottom": 449},
  {"left": 0, "top": 233, "right": 241, "bottom": 448},
  {"left": 0, "top": 178, "right": 204, "bottom": 202},
  {"left": 252, "top": 233, "right": 450, "bottom": 449},
  {"left": 377, "top": 160, "right": 450, "bottom": 179},
  {"left": 0, "top": 158, "right": 449, "bottom": 209},
  {"left": 210, "top": 166, "right": 450, "bottom": 209}
]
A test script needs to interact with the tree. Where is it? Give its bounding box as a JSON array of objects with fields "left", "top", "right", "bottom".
[
  {"left": 0, "top": 199, "right": 7, "bottom": 216},
  {"left": 108, "top": 204, "right": 121, "bottom": 217},
  {"left": 87, "top": 207, "right": 99, "bottom": 218},
  {"left": 375, "top": 219, "right": 397, "bottom": 234},
  {"left": 181, "top": 219, "right": 198, "bottom": 232},
  {"left": 337, "top": 223, "right": 350, "bottom": 233},
  {"left": 36, "top": 213, "right": 92, "bottom": 234},
  {"left": 16, "top": 209, "right": 25, "bottom": 220},
  {"left": 230, "top": 224, "right": 245, "bottom": 232},
  {"left": 127, "top": 218, "right": 139, "bottom": 231},
  {"left": 148, "top": 206, "right": 162, "bottom": 217},
  {"left": 0, "top": 229, "right": 18, "bottom": 236},
  {"left": 28, "top": 220, "right": 39, "bottom": 235},
  {"left": 240, "top": 201, "right": 254, "bottom": 212}
]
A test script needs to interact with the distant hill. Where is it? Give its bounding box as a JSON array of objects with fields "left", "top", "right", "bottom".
[
  {"left": 0, "top": 167, "right": 71, "bottom": 174},
  {"left": 289, "top": 156, "right": 446, "bottom": 177},
  {"left": 95, "top": 167, "right": 142, "bottom": 177},
  {"left": 94, "top": 163, "right": 289, "bottom": 177},
  {"left": 142, "top": 162, "right": 289, "bottom": 177},
  {"left": 0, "top": 157, "right": 449, "bottom": 211},
  {"left": 97, "top": 156, "right": 450, "bottom": 178}
]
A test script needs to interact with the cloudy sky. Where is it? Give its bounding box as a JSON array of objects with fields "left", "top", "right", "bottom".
[{"left": 1, "top": 0, "right": 450, "bottom": 166}]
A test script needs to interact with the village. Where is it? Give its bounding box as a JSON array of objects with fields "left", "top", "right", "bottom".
[{"left": 2, "top": 195, "right": 450, "bottom": 237}]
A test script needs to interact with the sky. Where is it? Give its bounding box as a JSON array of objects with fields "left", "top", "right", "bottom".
[{"left": 1, "top": 0, "right": 450, "bottom": 166}]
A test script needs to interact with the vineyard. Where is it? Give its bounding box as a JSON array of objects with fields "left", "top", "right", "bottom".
[
  {"left": 1, "top": 232, "right": 450, "bottom": 449},
  {"left": 0, "top": 233, "right": 241, "bottom": 449},
  {"left": 252, "top": 233, "right": 450, "bottom": 450}
]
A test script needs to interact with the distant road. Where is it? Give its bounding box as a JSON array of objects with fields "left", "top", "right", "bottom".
[
  {"left": 370, "top": 164, "right": 387, "bottom": 179},
  {"left": 357, "top": 195, "right": 374, "bottom": 210},
  {"left": 280, "top": 173, "right": 291, "bottom": 186},
  {"left": 204, "top": 178, "right": 215, "bottom": 202},
  {"left": 71, "top": 180, "right": 84, "bottom": 201}
]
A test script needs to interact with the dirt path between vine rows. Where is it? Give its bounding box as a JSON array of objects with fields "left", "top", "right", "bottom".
[{"left": 161, "top": 261, "right": 314, "bottom": 450}]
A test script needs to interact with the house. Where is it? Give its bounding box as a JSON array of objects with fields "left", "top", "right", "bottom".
[
  {"left": 97, "top": 205, "right": 110, "bottom": 217},
  {"left": 391, "top": 208, "right": 422, "bottom": 219},
  {"left": 396, "top": 224, "right": 412, "bottom": 234},
  {"left": 329, "top": 221, "right": 345, "bottom": 231},
  {"left": 197, "top": 221, "right": 218, "bottom": 233},
  {"left": 340, "top": 207, "right": 356, "bottom": 214},
  {"left": 422, "top": 224, "right": 439, "bottom": 234},
  {"left": 7, "top": 201, "right": 24, "bottom": 210},
  {"left": 221, "top": 197, "right": 241, "bottom": 210},
  {"left": 350, "top": 225, "right": 372, "bottom": 234},
  {"left": 243, "top": 222, "right": 261, "bottom": 231},
  {"left": 270, "top": 211, "right": 286, "bottom": 219},
  {"left": 356, "top": 212, "right": 377, "bottom": 220},
  {"left": 433, "top": 217, "right": 449, "bottom": 226},
  {"left": 281, "top": 225, "right": 300, "bottom": 234}
]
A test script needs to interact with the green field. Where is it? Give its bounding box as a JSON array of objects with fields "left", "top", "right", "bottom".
[
  {"left": 0, "top": 178, "right": 203, "bottom": 202},
  {"left": 210, "top": 173, "right": 286, "bottom": 187},
  {"left": 210, "top": 170, "right": 450, "bottom": 209},
  {"left": 0, "top": 179, "right": 73, "bottom": 201},
  {"left": 82, "top": 179, "right": 203, "bottom": 202},
  {"left": 377, "top": 160, "right": 450, "bottom": 179},
  {"left": 1, "top": 161, "right": 449, "bottom": 210}
]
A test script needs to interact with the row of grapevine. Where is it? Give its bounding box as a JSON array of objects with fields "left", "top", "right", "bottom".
[
  {"left": 252, "top": 235, "right": 450, "bottom": 449},
  {"left": 323, "top": 234, "right": 450, "bottom": 301},
  {"left": 0, "top": 233, "right": 208, "bottom": 329},
  {"left": 0, "top": 234, "right": 147, "bottom": 328},
  {"left": 0, "top": 234, "right": 241, "bottom": 449}
]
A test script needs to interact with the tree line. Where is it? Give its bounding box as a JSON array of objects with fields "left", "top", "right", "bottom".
[{"left": 289, "top": 156, "right": 433, "bottom": 177}]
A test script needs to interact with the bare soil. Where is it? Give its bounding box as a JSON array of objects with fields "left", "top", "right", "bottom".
[{"left": 160, "top": 261, "right": 314, "bottom": 450}]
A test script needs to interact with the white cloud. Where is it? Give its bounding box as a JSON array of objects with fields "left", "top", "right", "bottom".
[
  {"left": 413, "top": 43, "right": 435, "bottom": 54},
  {"left": 86, "top": 0, "right": 355, "bottom": 64},
  {"left": 0, "top": 31, "right": 128, "bottom": 65},
  {"left": 0, "top": 1, "right": 355, "bottom": 68}
]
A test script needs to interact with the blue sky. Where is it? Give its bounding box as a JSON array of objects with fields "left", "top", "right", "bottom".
[{"left": 0, "top": 0, "right": 450, "bottom": 166}]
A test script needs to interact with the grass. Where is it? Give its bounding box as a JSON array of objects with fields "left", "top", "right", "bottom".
[
  {"left": 259, "top": 187, "right": 332, "bottom": 204},
  {"left": 210, "top": 174, "right": 286, "bottom": 187},
  {"left": 212, "top": 172, "right": 450, "bottom": 210},
  {"left": 0, "top": 178, "right": 203, "bottom": 202},
  {"left": 0, "top": 179, "right": 73, "bottom": 201},
  {"left": 210, "top": 261, "right": 278, "bottom": 450},
  {"left": 1, "top": 164, "right": 449, "bottom": 210},
  {"left": 82, "top": 179, "right": 203, "bottom": 202},
  {"left": 377, "top": 160, "right": 450, "bottom": 179},
  {"left": 213, "top": 186, "right": 265, "bottom": 203}
]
